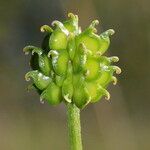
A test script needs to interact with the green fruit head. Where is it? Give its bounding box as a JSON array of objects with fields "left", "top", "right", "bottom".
[{"left": 23, "top": 13, "right": 121, "bottom": 109}]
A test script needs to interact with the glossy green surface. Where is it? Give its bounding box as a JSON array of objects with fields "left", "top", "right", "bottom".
[
  {"left": 24, "top": 13, "right": 121, "bottom": 108},
  {"left": 41, "top": 82, "right": 62, "bottom": 105}
]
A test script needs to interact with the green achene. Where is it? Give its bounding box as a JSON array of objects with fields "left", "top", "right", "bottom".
[{"left": 23, "top": 13, "right": 121, "bottom": 109}]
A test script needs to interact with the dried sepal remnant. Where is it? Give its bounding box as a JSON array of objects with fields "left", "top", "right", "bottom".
[{"left": 23, "top": 13, "right": 121, "bottom": 109}]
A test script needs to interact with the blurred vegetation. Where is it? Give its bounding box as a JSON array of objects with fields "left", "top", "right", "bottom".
[{"left": 0, "top": 0, "right": 149, "bottom": 149}]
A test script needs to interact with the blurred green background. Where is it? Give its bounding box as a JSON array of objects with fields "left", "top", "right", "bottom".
[{"left": 0, "top": 0, "right": 150, "bottom": 149}]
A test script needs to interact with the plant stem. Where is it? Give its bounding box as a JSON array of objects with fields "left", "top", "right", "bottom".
[{"left": 67, "top": 103, "right": 83, "bottom": 150}]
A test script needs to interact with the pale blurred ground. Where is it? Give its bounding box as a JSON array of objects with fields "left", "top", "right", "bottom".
[{"left": 0, "top": 0, "right": 150, "bottom": 150}]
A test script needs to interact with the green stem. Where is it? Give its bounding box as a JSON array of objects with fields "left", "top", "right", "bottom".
[{"left": 67, "top": 103, "right": 83, "bottom": 150}]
